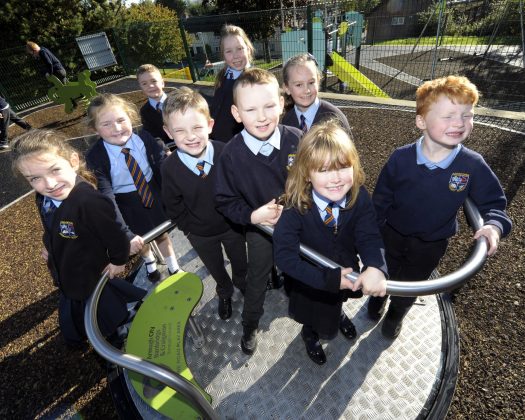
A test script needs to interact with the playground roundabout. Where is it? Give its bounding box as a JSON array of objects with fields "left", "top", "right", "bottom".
[{"left": 0, "top": 81, "right": 523, "bottom": 419}]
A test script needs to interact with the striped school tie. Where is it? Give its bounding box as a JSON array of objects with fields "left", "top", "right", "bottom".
[
  {"left": 196, "top": 160, "right": 207, "bottom": 178},
  {"left": 324, "top": 202, "right": 336, "bottom": 227},
  {"left": 121, "top": 148, "right": 154, "bottom": 208},
  {"left": 155, "top": 102, "right": 162, "bottom": 114},
  {"left": 300, "top": 114, "right": 308, "bottom": 134}
]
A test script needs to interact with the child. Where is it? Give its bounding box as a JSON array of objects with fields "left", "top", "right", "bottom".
[
  {"left": 86, "top": 93, "right": 181, "bottom": 282},
  {"left": 273, "top": 120, "right": 387, "bottom": 365},
  {"left": 1, "top": 95, "right": 32, "bottom": 149},
  {"left": 161, "top": 87, "right": 247, "bottom": 320},
  {"left": 370, "top": 75, "right": 512, "bottom": 339},
  {"left": 281, "top": 53, "right": 351, "bottom": 134},
  {"left": 11, "top": 129, "right": 145, "bottom": 346},
  {"left": 214, "top": 68, "right": 303, "bottom": 355},
  {"left": 209, "top": 24, "right": 254, "bottom": 143},
  {"left": 137, "top": 64, "right": 172, "bottom": 145}
]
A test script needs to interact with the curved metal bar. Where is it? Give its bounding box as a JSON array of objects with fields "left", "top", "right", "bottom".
[
  {"left": 260, "top": 198, "right": 488, "bottom": 297},
  {"left": 85, "top": 221, "right": 219, "bottom": 420}
]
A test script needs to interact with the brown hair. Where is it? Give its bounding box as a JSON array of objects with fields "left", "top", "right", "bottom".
[
  {"left": 163, "top": 86, "right": 210, "bottom": 123},
  {"left": 136, "top": 63, "right": 161, "bottom": 79},
  {"left": 232, "top": 68, "right": 279, "bottom": 105},
  {"left": 86, "top": 93, "right": 139, "bottom": 130},
  {"left": 416, "top": 75, "right": 479, "bottom": 117},
  {"left": 215, "top": 24, "right": 254, "bottom": 89},
  {"left": 11, "top": 129, "right": 97, "bottom": 187},
  {"left": 283, "top": 120, "right": 364, "bottom": 213}
]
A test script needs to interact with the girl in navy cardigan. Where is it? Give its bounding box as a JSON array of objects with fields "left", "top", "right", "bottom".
[
  {"left": 210, "top": 24, "right": 254, "bottom": 143},
  {"left": 281, "top": 53, "right": 351, "bottom": 134},
  {"left": 273, "top": 120, "right": 387, "bottom": 365},
  {"left": 11, "top": 129, "right": 145, "bottom": 346},
  {"left": 86, "top": 94, "right": 181, "bottom": 282}
]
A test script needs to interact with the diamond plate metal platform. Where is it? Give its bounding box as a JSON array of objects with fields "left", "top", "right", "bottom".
[{"left": 120, "top": 227, "right": 450, "bottom": 419}]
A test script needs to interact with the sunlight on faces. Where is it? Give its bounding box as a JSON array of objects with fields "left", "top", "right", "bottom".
[
  {"left": 163, "top": 108, "right": 213, "bottom": 158},
  {"left": 231, "top": 82, "right": 284, "bottom": 141},
  {"left": 309, "top": 157, "right": 354, "bottom": 203},
  {"left": 222, "top": 35, "right": 250, "bottom": 71},
  {"left": 18, "top": 151, "right": 79, "bottom": 201},
  {"left": 284, "top": 61, "right": 320, "bottom": 112},
  {"left": 138, "top": 70, "right": 165, "bottom": 100},
  {"left": 416, "top": 94, "right": 474, "bottom": 150},
  {"left": 94, "top": 105, "right": 134, "bottom": 146}
]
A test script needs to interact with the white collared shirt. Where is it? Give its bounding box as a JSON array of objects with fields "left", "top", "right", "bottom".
[
  {"left": 177, "top": 142, "right": 215, "bottom": 176},
  {"left": 294, "top": 97, "right": 320, "bottom": 131},
  {"left": 242, "top": 127, "right": 281, "bottom": 156},
  {"left": 312, "top": 189, "right": 346, "bottom": 222}
]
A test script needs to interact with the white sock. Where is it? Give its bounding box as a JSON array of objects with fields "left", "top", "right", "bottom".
[
  {"left": 165, "top": 255, "right": 180, "bottom": 274},
  {"left": 143, "top": 253, "right": 157, "bottom": 273}
]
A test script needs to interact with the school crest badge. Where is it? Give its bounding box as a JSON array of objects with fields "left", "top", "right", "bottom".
[
  {"left": 449, "top": 173, "right": 469, "bottom": 192},
  {"left": 286, "top": 153, "right": 296, "bottom": 170},
  {"left": 59, "top": 221, "right": 78, "bottom": 239}
]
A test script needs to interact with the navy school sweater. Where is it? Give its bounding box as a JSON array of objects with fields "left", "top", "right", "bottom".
[
  {"left": 281, "top": 99, "right": 351, "bottom": 134},
  {"left": 373, "top": 142, "right": 512, "bottom": 241},
  {"left": 39, "top": 178, "right": 130, "bottom": 301},
  {"left": 209, "top": 77, "right": 243, "bottom": 142},
  {"left": 274, "top": 186, "right": 388, "bottom": 293},
  {"left": 214, "top": 124, "right": 302, "bottom": 225},
  {"left": 139, "top": 101, "right": 172, "bottom": 145},
  {"left": 161, "top": 140, "right": 234, "bottom": 236}
]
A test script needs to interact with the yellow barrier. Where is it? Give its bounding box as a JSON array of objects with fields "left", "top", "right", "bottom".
[
  {"left": 164, "top": 67, "right": 192, "bottom": 80},
  {"left": 328, "top": 52, "right": 389, "bottom": 98}
]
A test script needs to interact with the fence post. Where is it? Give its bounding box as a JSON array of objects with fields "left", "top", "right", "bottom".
[
  {"left": 520, "top": 0, "right": 525, "bottom": 68},
  {"left": 307, "top": 4, "right": 313, "bottom": 55},
  {"left": 430, "top": 0, "right": 446, "bottom": 80},
  {"left": 111, "top": 27, "right": 132, "bottom": 75},
  {"left": 179, "top": 18, "right": 198, "bottom": 82}
]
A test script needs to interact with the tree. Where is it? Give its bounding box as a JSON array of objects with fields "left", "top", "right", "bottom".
[
  {"left": 0, "top": 0, "right": 122, "bottom": 50},
  {"left": 115, "top": 1, "right": 186, "bottom": 71},
  {"left": 156, "top": 0, "right": 187, "bottom": 18}
]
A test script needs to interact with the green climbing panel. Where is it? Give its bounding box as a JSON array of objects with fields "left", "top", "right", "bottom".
[
  {"left": 46, "top": 69, "right": 97, "bottom": 114},
  {"left": 126, "top": 271, "right": 211, "bottom": 419}
]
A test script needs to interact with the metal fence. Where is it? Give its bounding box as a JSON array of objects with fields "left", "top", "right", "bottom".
[{"left": 1, "top": 0, "right": 524, "bottom": 114}]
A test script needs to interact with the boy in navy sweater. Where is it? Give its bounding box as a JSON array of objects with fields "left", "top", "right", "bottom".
[
  {"left": 215, "top": 68, "right": 302, "bottom": 354},
  {"left": 137, "top": 64, "right": 172, "bottom": 145},
  {"left": 161, "top": 87, "right": 247, "bottom": 321},
  {"left": 370, "top": 75, "right": 512, "bottom": 339}
]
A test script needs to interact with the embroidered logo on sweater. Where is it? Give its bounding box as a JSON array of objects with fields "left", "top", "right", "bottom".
[
  {"left": 287, "top": 153, "right": 296, "bottom": 170},
  {"left": 449, "top": 173, "right": 469, "bottom": 192},
  {"left": 59, "top": 221, "right": 78, "bottom": 239}
]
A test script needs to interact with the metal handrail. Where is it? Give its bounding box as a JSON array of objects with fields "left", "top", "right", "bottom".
[
  {"left": 259, "top": 198, "right": 488, "bottom": 297},
  {"left": 86, "top": 199, "right": 486, "bottom": 419},
  {"left": 85, "top": 220, "right": 218, "bottom": 420}
]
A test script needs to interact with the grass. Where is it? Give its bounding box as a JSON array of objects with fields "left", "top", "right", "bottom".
[
  {"left": 158, "top": 59, "right": 284, "bottom": 83},
  {"left": 376, "top": 35, "right": 521, "bottom": 46}
]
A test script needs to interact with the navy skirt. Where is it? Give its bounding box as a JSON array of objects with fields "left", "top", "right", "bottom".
[{"left": 115, "top": 179, "right": 168, "bottom": 236}]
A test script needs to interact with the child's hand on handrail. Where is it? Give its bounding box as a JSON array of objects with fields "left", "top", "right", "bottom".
[{"left": 473, "top": 225, "right": 501, "bottom": 256}]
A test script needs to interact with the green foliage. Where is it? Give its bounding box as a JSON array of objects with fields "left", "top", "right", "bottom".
[
  {"left": 0, "top": 0, "right": 122, "bottom": 50},
  {"left": 417, "top": 0, "right": 522, "bottom": 38},
  {"left": 376, "top": 35, "right": 521, "bottom": 46},
  {"left": 156, "top": 0, "right": 187, "bottom": 17},
  {"left": 115, "top": 1, "right": 185, "bottom": 72},
  {"left": 214, "top": 0, "right": 283, "bottom": 40}
]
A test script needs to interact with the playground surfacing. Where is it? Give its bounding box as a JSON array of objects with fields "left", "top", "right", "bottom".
[{"left": 0, "top": 81, "right": 524, "bottom": 419}]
